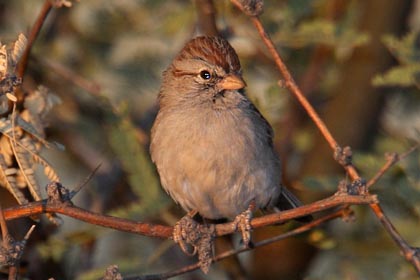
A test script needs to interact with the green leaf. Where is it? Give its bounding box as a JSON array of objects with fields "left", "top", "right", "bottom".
[
  {"left": 382, "top": 32, "right": 420, "bottom": 65},
  {"left": 372, "top": 64, "right": 420, "bottom": 87}
]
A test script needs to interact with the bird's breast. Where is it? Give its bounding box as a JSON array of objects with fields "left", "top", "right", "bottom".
[{"left": 151, "top": 102, "right": 280, "bottom": 219}]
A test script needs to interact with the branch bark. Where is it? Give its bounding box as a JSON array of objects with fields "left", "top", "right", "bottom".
[{"left": 3, "top": 192, "right": 377, "bottom": 239}]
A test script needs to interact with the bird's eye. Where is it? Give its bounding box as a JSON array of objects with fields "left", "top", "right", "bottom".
[{"left": 199, "top": 70, "right": 212, "bottom": 80}]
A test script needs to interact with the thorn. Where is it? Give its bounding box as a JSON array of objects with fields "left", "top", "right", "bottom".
[
  {"left": 23, "top": 225, "right": 36, "bottom": 241},
  {"left": 70, "top": 163, "right": 102, "bottom": 199}
]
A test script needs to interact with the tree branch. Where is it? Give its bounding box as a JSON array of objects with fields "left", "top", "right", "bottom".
[
  {"left": 16, "top": 0, "right": 53, "bottom": 79},
  {"left": 3, "top": 187, "right": 377, "bottom": 239},
  {"left": 367, "top": 144, "right": 419, "bottom": 188}
]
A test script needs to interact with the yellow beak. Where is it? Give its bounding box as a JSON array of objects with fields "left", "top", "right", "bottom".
[{"left": 217, "top": 74, "right": 246, "bottom": 90}]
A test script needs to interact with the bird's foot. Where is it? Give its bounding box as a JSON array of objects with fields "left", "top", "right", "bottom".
[
  {"left": 233, "top": 201, "right": 255, "bottom": 247},
  {"left": 173, "top": 211, "right": 215, "bottom": 273},
  {"left": 173, "top": 210, "right": 199, "bottom": 256}
]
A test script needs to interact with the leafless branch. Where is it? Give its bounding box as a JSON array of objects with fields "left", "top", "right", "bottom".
[
  {"left": 16, "top": 0, "right": 53, "bottom": 79},
  {"left": 3, "top": 182, "right": 377, "bottom": 240},
  {"left": 367, "top": 144, "right": 419, "bottom": 188}
]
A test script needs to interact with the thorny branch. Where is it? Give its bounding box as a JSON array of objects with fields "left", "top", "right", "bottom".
[
  {"left": 0, "top": 204, "right": 36, "bottom": 280},
  {"left": 230, "top": 0, "right": 420, "bottom": 275},
  {"left": 3, "top": 182, "right": 377, "bottom": 239}
]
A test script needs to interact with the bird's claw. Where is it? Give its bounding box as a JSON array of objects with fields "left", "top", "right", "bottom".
[
  {"left": 172, "top": 212, "right": 199, "bottom": 256},
  {"left": 173, "top": 215, "right": 198, "bottom": 256},
  {"left": 233, "top": 203, "right": 255, "bottom": 247},
  {"left": 172, "top": 211, "right": 215, "bottom": 273}
]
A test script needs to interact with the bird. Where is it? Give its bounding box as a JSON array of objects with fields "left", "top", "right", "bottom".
[{"left": 150, "top": 36, "right": 305, "bottom": 250}]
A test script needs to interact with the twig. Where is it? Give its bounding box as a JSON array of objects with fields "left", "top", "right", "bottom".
[
  {"left": 40, "top": 57, "right": 149, "bottom": 146},
  {"left": 71, "top": 163, "right": 103, "bottom": 199},
  {"left": 0, "top": 203, "right": 14, "bottom": 280},
  {"left": 40, "top": 57, "right": 102, "bottom": 95},
  {"left": 0, "top": 205, "right": 35, "bottom": 280},
  {"left": 0, "top": 204, "right": 10, "bottom": 244},
  {"left": 229, "top": 0, "right": 420, "bottom": 275},
  {"left": 3, "top": 191, "right": 377, "bottom": 239},
  {"left": 217, "top": 192, "right": 376, "bottom": 237},
  {"left": 369, "top": 203, "right": 420, "bottom": 274},
  {"left": 367, "top": 144, "right": 419, "bottom": 188},
  {"left": 4, "top": 199, "right": 173, "bottom": 238},
  {"left": 195, "top": 0, "right": 219, "bottom": 36},
  {"left": 16, "top": 0, "right": 53, "bottom": 78},
  {"left": 0, "top": 204, "right": 17, "bottom": 280}
]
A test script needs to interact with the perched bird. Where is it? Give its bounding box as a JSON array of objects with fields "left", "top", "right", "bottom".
[{"left": 150, "top": 36, "right": 304, "bottom": 247}]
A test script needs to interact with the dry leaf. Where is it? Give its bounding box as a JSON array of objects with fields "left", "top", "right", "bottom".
[
  {"left": 6, "top": 92, "right": 17, "bottom": 102},
  {"left": 0, "top": 44, "right": 7, "bottom": 79},
  {"left": 11, "top": 33, "right": 27, "bottom": 66}
]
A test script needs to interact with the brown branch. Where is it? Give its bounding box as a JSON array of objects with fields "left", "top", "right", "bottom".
[
  {"left": 3, "top": 200, "right": 173, "bottom": 238},
  {"left": 0, "top": 204, "right": 10, "bottom": 245},
  {"left": 367, "top": 144, "right": 419, "bottom": 188},
  {"left": 0, "top": 205, "right": 17, "bottom": 280},
  {"left": 129, "top": 208, "right": 346, "bottom": 280},
  {"left": 3, "top": 185, "right": 375, "bottom": 278},
  {"left": 369, "top": 203, "right": 420, "bottom": 271},
  {"left": 16, "top": 0, "right": 53, "bottom": 78},
  {"left": 195, "top": 0, "right": 219, "bottom": 36},
  {"left": 39, "top": 57, "right": 150, "bottom": 146},
  {"left": 216, "top": 192, "right": 377, "bottom": 237},
  {"left": 0, "top": 204, "right": 17, "bottom": 280},
  {"left": 0, "top": 205, "right": 16, "bottom": 280},
  {"left": 3, "top": 192, "right": 377, "bottom": 239},
  {"left": 40, "top": 57, "right": 102, "bottom": 96},
  {"left": 2, "top": 184, "right": 375, "bottom": 280},
  {"left": 229, "top": 0, "right": 420, "bottom": 275},
  {"left": 0, "top": 204, "right": 35, "bottom": 280}
]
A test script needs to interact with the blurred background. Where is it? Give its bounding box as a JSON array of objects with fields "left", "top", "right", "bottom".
[{"left": 0, "top": 0, "right": 419, "bottom": 279}]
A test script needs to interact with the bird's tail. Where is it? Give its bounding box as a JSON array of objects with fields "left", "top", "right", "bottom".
[{"left": 275, "top": 186, "right": 313, "bottom": 223}]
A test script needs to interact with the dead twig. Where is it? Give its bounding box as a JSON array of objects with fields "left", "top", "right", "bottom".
[{"left": 367, "top": 144, "right": 419, "bottom": 188}]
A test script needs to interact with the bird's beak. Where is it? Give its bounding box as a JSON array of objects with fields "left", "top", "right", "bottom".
[{"left": 218, "top": 74, "right": 246, "bottom": 90}]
